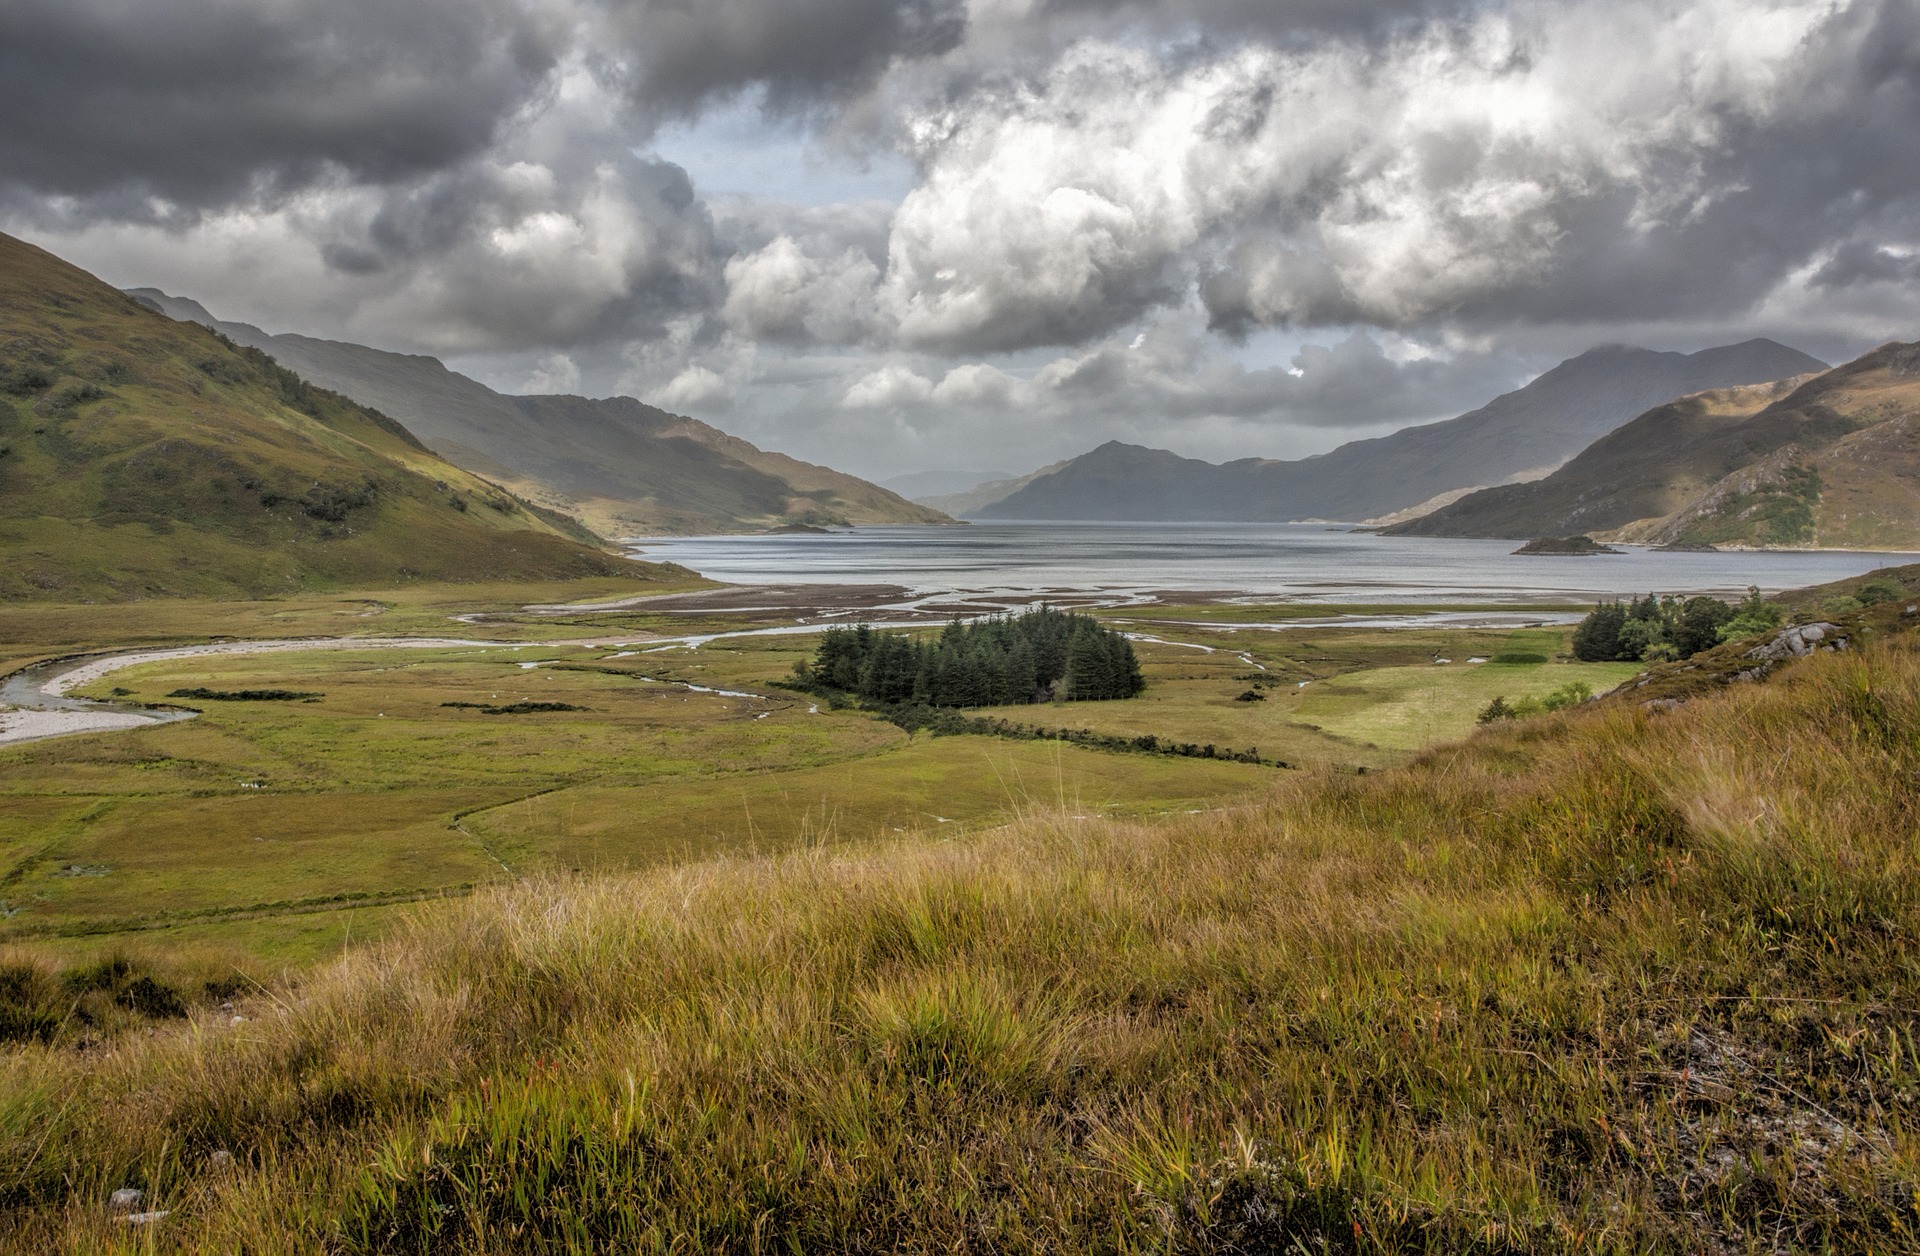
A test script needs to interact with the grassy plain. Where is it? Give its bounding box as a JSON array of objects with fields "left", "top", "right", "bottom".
[
  {"left": 972, "top": 624, "right": 1632, "bottom": 764},
  {"left": 1290, "top": 658, "right": 1646, "bottom": 750},
  {"left": 0, "top": 627, "right": 1280, "bottom": 969},
  {"left": 0, "top": 592, "right": 1628, "bottom": 979},
  {"left": 2, "top": 605, "right": 1918, "bottom": 1250},
  {"left": 0, "top": 576, "right": 713, "bottom": 667}
]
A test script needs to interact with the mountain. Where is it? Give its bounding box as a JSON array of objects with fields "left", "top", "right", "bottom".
[
  {"left": 127, "top": 291, "right": 951, "bottom": 538},
  {"left": 882, "top": 468, "right": 1017, "bottom": 500},
  {"left": 973, "top": 340, "right": 1827, "bottom": 521},
  {"left": 1387, "top": 341, "right": 1920, "bottom": 548},
  {"left": 0, "top": 233, "right": 653, "bottom": 600},
  {"left": 918, "top": 461, "right": 1073, "bottom": 517}
]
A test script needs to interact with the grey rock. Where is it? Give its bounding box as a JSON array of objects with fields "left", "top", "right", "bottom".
[
  {"left": 1746, "top": 622, "right": 1847, "bottom": 661},
  {"left": 1642, "top": 698, "right": 1685, "bottom": 713},
  {"left": 209, "top": 1149, "right": 235, "bottom": 1169},
  {"left": 121, "top": 1210, "right": 170, "bottom": 1225}
]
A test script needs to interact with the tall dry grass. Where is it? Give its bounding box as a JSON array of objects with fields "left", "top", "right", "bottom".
[{"left": 7, "top": 636, "right": 1920, "bottom": 1251}]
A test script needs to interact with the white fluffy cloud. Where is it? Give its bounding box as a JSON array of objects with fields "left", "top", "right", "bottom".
[
  {"left": 876, "top": 0, "right": 1865, "bottom": 351},
  {"left": 842, "top": 363, "right": 936, "bottom": 407},
  {"left": 651, "top": 364, "right": 734, "bottom": 409},
  {"left": 722, "top": 235, "right": 882, "bottom": 343}
]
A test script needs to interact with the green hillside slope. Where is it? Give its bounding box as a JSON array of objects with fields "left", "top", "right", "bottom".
[
  {"left": 0, "top": 234, "right": 651, "bottom": 600},
  {"left": 1390, "top": 341, "right": 1920, "bottom": 547},
  {"left": 1614, "top": 343, "right": 1920, "bottom": 548},
  {"left": 125, "top": 292, "right": 952, "bottom": 537}
]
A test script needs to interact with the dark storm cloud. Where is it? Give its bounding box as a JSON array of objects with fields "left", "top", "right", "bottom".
[
  {"left": 1813, "top": 242, "right": 1920, "bottom": 291},
  {"left": 1036, "top": 0, "right": 1482, "bottom": 41},
  {"left": 589, "top": 0, "right": 967, "bottom": 116},
  {"left": 307, "top": 143, "right": 725, "bottom": 350},
  {"left": 0, "top": 0, "right": 574, "bottom": 215}
]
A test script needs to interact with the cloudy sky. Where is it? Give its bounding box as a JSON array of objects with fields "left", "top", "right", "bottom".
[{"left": 5, "top": 0, "right": 1917, "bottom": 488}]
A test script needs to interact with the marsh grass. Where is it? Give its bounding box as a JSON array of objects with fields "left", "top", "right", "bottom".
[{"left": 6, "top": 636, "right": 1920, "bottom": 1249}]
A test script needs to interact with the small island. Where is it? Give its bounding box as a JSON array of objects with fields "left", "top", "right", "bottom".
[{"left": 1513, "top": 535, "right": 1623, "bottom": 556}]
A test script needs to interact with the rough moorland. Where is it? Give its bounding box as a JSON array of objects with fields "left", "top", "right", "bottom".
[{"left": 5, "top": 602, "right": 1920, "bottom": 1250}]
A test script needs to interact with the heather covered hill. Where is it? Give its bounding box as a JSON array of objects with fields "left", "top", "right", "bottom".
[
  {"left": 1392, "top": 340, "right": 1920, "bottom": 548},
  {"left": 971, "top": 339, "right": 1825, "bottom": 521},
  {"left": 0, "top": 233, "right": 656, "bottom": 600},
  {"left": 128, "top": 291, "right": 953, "bottom": 538}
]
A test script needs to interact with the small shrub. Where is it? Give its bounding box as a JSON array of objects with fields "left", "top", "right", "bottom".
[
  {"left": 1477, "top": 696, "right": 1516, "bottom": 723},
  {"left": 300, "top": 480, "right": 377, "bottom": 523},
  {"left": 31, "top": 379, "right": 103, "bottom": 415},
  {"left": 1540, "top": 680, "right": 1593, "bottom": 712},
  {"left": 116, "top": 975, "right": 186, "bottom": 1019},
  {"left": 1716, "top": 586, "right": 1785, "bottom": 644},
  {"left": 0, "top": 960, "right": 61, "bottom": 1045},
  {"left": 1856, "top": 577, "right": 1904, "bottom": 606},
  {"left": 0, "top": 362, "right": 55, "bottom": 394}
]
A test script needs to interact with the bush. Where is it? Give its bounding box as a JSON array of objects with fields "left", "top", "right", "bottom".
[
  {"left": 1856, "top": 577, "right": 1904, "bottom": 606},
  {"left": 1479, "top": 681, "right": 1593, "bottom": 724},
  {"left": 1716, "top": 586, "right": 1784, "bottom": 645},
  {"left": 1540, "top": 680, "right": 1593, "bottom": 712}
]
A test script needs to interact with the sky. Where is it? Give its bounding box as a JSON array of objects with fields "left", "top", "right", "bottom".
[{"left": 4, "top": 0, "right": 1918, "bottom": 489}]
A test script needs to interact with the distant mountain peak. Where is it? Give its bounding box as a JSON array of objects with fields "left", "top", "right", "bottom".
[{"left": 973, "top": 337, "right": 1828, "bottom": 522}]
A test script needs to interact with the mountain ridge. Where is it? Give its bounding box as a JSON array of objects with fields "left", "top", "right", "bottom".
[
  {"left": 970, "top": 339, "right": 1827, "bottom": 522},
  {"left": 125, "top": 291, "right": 952, "bottom": 538},
  {"left": 1387, "top": 341, "right": 1920, "bottom": 549},
  {"left": 0, "top": 233, "right": 658, "bottom": 601}
]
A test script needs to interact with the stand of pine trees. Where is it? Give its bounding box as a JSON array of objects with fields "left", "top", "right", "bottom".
[{"left": 797, "top": 608, "right": 1145, "bottom": 707}]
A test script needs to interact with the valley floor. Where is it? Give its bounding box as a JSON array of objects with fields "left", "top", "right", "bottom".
[
  {"left": 5, "top": 576, "right": 1916, "bottom": 1249},
  {"left": 0, "top": 583, "right": 1622, "bottom": 967}
]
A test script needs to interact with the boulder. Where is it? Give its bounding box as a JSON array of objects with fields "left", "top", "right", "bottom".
[{"left": 1746, "top": 622, "right": 1849, "bottom": 661}]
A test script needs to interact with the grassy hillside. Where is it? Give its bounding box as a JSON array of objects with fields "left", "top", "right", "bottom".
[
  {"left": 1613, "top": 343, "right": 1920, "bottom": 549},
  {"left": 0, "top": 234, "right": 661, "bottom": 599},
  {"left": 1394, "top": 341, "right": 1920, "bottom": 548},
  {"left": 126, "top": 294, "right": 953, "bottom": 538},
  {"left": 6, "top": 606, "right": 1920, "bottom": 1248},
  {"left": 1384, "top": 374, "right": 1827, "bottom": 538}
]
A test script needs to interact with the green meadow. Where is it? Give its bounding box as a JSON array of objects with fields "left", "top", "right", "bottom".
[{"left": 0, "top": 596, "right": 1621, "bottom": 973}]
